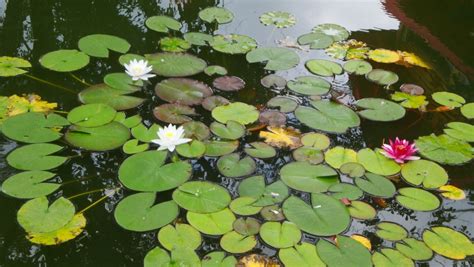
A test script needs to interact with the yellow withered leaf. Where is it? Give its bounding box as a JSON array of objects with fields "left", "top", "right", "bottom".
[
  {"left": 368, "top": 49, "right": 401, "bottom": 63},
  {"left": 7, "top": 94, "right": 57, "bottom": 117},
  {"left": 439, "top": 185, "right": 466, "bottom": 200},
  {"left": 351, "top": 234, "right": 372, "bottom": 251},
  {"left": 259, "top": 126, "right": 302, "bottom": 149},
  {"left": 27, "top": 213, "right": 86, "bottom": 245},
  {"left": 237, "top": 254, "right": 280, "bottom": 267},
  {"left": 398, "top": 51, "right": 431, "bottom": 69}
]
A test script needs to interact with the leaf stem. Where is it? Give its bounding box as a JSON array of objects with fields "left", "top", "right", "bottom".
[
  {"left": 67, "top": 188, "right": 105, "bottom": 199},
  {"left": 78, "top": 188, "right": 118, "bottom": 214},
  {"left": 69, "top": 73, "right": 91, "bottom": 86},
  {"left": 24, "top": 74, "right": 77, "bottom": 94}
]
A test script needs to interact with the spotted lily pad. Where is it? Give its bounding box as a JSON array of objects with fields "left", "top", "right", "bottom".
[
  {"left": 39, "top": 49, "right": 90, "bottom": 72},
  {"left": 280, "top": 162, "right": 339, "bottom": 193},
  {"left": 357, "top": 148, "right": 401, "bottom": 176},
  {"left": 159, "top": 37, "right": 191, "bottom": 52},
  {"left": 118, "top": 150, "right": 191, "bottom": 192},
  {"left": 153, "top": 103, "right": 196, "bottom": 124},
  {"left": 287, "top": 76, "right": 331, "bottom": 95},
  {"left": 443, "top": 122, "right": 474, "bottom": 142},
  {"left": 65, "top": 122, "right": 130, "bottom": 151},
  {"left": 366, "top": 69, "right": 399, "bottom": 86},
  {"left": 212, "top": 102, "right": 259, "bottom": 125},
  {"left": 260, "top": 205, "right": 285, "bottom": 221},
  {"left": 260, "top": 221, "right": 301, "bottom": 248},
  {"left": 155, "top": 78, "right": 213, "bottom": 106},
  {"left": 396, "top": 187, "right": 440, "bottom": 211},
  {"left": 79, "top": 84, "right": 144, "bottom": 110},
  {"left": 422, "top": 226, "right": 474, "bottom": 260},
  {"left": 146, "top": 53, "right": 207, "bottom": 77},
  {"left": 213, "top": 76, "right": 245, "bottom": 92},
  {"left": 210, "top": 120, "right": 245, "bottom": 140},
  {"left": 415, "top": 134, "right": 473, "bottom": 165},
  {"left": 354, "top": 173, "right": 396, "bottom": 198},
  {"left": 246, "top": 47, "right": 299, "bottom": 71},
  {"left": 67, "top": 103, "right": 116, "bottom": 127},
  {"left": 297, "top": 33, "right": 334, "bottom": 49},
  {"left": 356, "top": 98, "right": 406, "bottom": 122},
  {"left": 343, "top": 60, "right": 372, "bottom": 75},
  {"left": 2, "top": 171, "right": 59, "bottom": 199},
  {"left": 305, "top": 59, "right": 343, "bottom": 76},
  {"left": 173, "top": 181, "right": 231, "bottom": 213},
  {"left": 145, "top": 15, "right": 181, "bottom": 33},
  {"left": 217, "top": 153, "right": 256, "bottom": 178},
  {"left": 78, "top": 34, "right": 130, "bottom": 58},
  {"left": 312, "top": 24, "right": 350, "bottom": 41},
  {"left": 7, "top": 144, "right": 66, "bottom": 171},
  {"left": 0, "top": 56, "right": 31, "bottom": 76},
  {"left": 27, "top": 213, "right": 86, "bottom": 246},
  {"left": 199, "top": 7, "right": 234, "bottom": 24},
  {"left": 158, "top": 224, "right": 201, "bottom": 250},
  {"left": 376, "top": 222, "right": 407, "bottom": 241},
  {"left": 114, "top": 192, "right": 178, "bottom": 232},
  {"left": 186, "top": 208, "right": 235, "bottom": 235},
  {"left": 209, "top": 34, "right": 257, "bottom": 54},
  {"left": 432, "top": 92, "right": 465, "bottom": 108},
  {"left": 401, "top": 159, "right": 448, "bottom": 188}
]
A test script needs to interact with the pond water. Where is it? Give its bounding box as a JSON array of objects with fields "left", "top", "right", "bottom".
[{"left": 0, "top": 0, "right": 473, "bottom": 266}]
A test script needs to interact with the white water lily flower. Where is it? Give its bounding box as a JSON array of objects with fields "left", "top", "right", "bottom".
[
  {"left": 151, "top": 124, "right": 192, "bottom": 152},
  {"left": 124, "top": 59, "right": 155, "bottom": 81}
]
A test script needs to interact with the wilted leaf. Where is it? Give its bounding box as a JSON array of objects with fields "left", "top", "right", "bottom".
[
  {"left": 351, "top": 235, "right": 372, "bottom": 250},
  {"left": 237, "top": 254, "right": 280, "bottom": 267},
  {"left": 259, "top": 126, "right": 302, "bottom": 149},
  {"left": 439, "top": 185, "right": 466, "bottom": 200},
  {"left": 325, "top": 39, "right": 369, "bottom": 60},
  {"left": 7, "top": 94, "right": 57, "bottom": 117}
]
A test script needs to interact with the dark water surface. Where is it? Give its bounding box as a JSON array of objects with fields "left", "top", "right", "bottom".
[{"left": 0, "top": 0, "right": 473, "bottom": 266}]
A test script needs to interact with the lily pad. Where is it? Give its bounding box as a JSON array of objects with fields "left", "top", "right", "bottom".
[
  {"left": 317, "top": 236, "right": 371, "bottom": 267},
  {"left": 287, "top": 76, "right": 331, "bottom": 96},
  {"left": 145, "top": 15, "right": 181, "bottom": 33},
  {"left": 114, "top": 192, "right": 178, "bottom": 232},
  {"left": 432, "top": 92, "right": 465, "bottom": 108},
  {"left": 372, "top": 248, "right": 414, "bottom": 267},
  {"left": 260, "top": 11, "right": 296, "bottom": 28},
  {"left": 131, "top": 123, "right": 160, "bottom": 143},
  {"left": 366, "top": 69, "right": 399, "bottom": 86},
  {"left": 444, "top": 122, "right": 474, "bottom": 142},
  {"left": 209, "top": 34, "right": 257, "bottom": 54},
  {"left": 183, "top": 121, "right": 211, "bottom": 140},
  {"left": 39, "top": 49, "right": 90, "bottom": 72},
  {"left": 401, "top": 159, "right": 448, "bottom": 188},
  {"left": 153, "top": 103, "right": 196, "bottom": 124},
  {"left": 244, "top": 142, "right": 276, "bottom": 159},
  {"left": 159, "top": 37, "right": 191, "bottom": 53},
  {"left": 210, "top": 120, "right": 245, "bottom": 140},
  {"left": 204, "top": 65, "right": 227, "bottom": 76},
  {"left": 202, "top": 96, "right": 230, "bottom": 111},
  {"left": 204, "top": 140, "right": 239, "bottom": 157},
  {"left": 146, "top": 53, "right": 207, "bottom": 77},
  {"left": 312, "top": 24, "right": 350, "bottom": 41},
  {"left": 340, "top": 162, "right": 366, "bottom": 178},
  {"left": 324, "top": 146, "right": 357, "bottom": 169},
  {"left": 27, "top": 213, "right": 86, "bottom": 246},
  {"left": 186, "top": 208, "right": 235, "bottom": 235},
  {"left": 260, "top": 205, "right": 285, "bottom": 221},
  {"left": 7, "top": 144, "right": 66, "bottom": 171},
  {"left": 357, "top": 148, "right": 401, "bottom": 176},
  {"left": 201, "top": 251, "right": 237, "bottom": 267},
  {"left": 356, "top": 98, "right": 406, "bottom": 122},
  {"left": 280, "top": 161, "right": 338, "bottom": 193},
  {"left": 118, "top": 54, "right": 145, "bottom": 65},
  {"left": 400, "top": 83, "right": 425, "bottom": 95},
  {"left": 376, "top": 222, "right": 407, "bottom": 241},
  {"left": 297, "top": 33, "right": 334, "bottom": 49},
  {"left": 144, "top": 247, "right": 200, "bottom": 267},
  {"left": 212, "top": 102, "right": 259, "bottom": 125},
  {"left": 176, "top": 140, "right": 206, "bottom": 158},
  {"left": 172, "top": 181, "right": 231, "bottom": 213},
  {"left": 67, "top": 103, "right": 116, "bottom": 127},
  {"left": 280, "top": 243, "right": 326, "bottom": 267},
  {"left": 354, "top": 172, "right": 396, "bottom": 198},
  {"left": 17, "top": 197, "right": 75, "bottom": 233},
  {"left": 439, "top": 185, "right": 466, "bottom": 200},
  {"left": 391, "top": 92, "right": 428, "bottom": 109},
  {"left": 395, "top": 238, "right": 433, "bottom": 261},
  {"left": 283, "top": 194, "right": 350, "bottom": 236},
  {"left": 305, "top": 59, "right": 343, "bottom": 76},
  {"left": 301, "top": 133, "right": 330, "bottom": 150},
  {"left": 183, "top": 32, "right": 213, "bottom": 46},
  {"left": 415, "top": 134, "right": 473, "bottom": 165},
  {"left": 396, "top": 187, "right": 440, "bottom": 211},
  {"left": 238, "top": 176, "right": 289, "bottom": 206},
  {"left": 158, "top": 224, "right": 201, "bottom": 250},
  {"left": 0, "top": 56, "right": 31, "bottom": 76},
  {"left": 260, "top": 221, "right": 301, "bottom": 248},
  {"left": 104, "top": 73, "right": 142, "bottom": 92},
  {"left": 348, "top": 201, "right": 376, "bottom": 220},
  {"left": 461, "top": 103, "right": 474, "bottom": 119},
  {"left": 292, "top": 146, "right": 324, "bottom": 164},
  {"left": 2, "top": 112, "right": 69, "bottom": 143},
  {"left": 422, "top": 226, "right": 474, "bottom": 260},
  {"left": 118, "top": 150, "right": 191, "bottom": 192},
  {"left": 246, "top": 47, "right": 299, "bottom": 71},
  {"left": 79, "top": 84, "right": 144, "bottom": 110},
  {"left": 65, "top": 122, "right": 130, "bottom": 151},
  {"left": 295, "top": 100, "right": 360, "bottom": 133},
  {"left": 260, "top": 74, "right": 287, "bottom": 89},
  {"left": 199, "top": 7, "right": 234, "bottom": 24},
  {"left": 213, "top": 76, "right": 245, "bottom": 92},
  {"left": 367, "top": 49, "right": 401, "bottom": 63},
  {"left": 2, "top": 171, "right": 59, "bottom": 199},
  {"left": 328, "top": 183, "right": 363, "bottom": 200},
  {"left": 267, "top": 96, "right": 298, "bottom": 113},
  {"left": 155, "top": 78, "right": 213, "bottom": 106},
  {"left": 220, "top": 231, "right": 256, "bottom": 253},
  {"left": 259, "top": 110, "right": 286, "bottom": 126},
  {"left": 229, "top": 197, "right": 261, "bottom": 216},
  {"left": 343, "top": 60, "right": 372, "bottom": 75},
  {"left": 122, "top": 139, "right": 149, "bottom": 154},
  {"left": 233, "top": 217, "right": 260, "bottom": 236},
  {"left": 78, "top": 34, "right": 130, "bottom": 58},
  {"left": 217, "top": 153, "right": 256, "bottom": 178}
]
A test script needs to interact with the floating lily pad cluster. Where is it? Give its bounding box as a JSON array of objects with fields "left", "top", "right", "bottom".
[{"left": 0, "top": 6, "right": 473, "bottom": 267}]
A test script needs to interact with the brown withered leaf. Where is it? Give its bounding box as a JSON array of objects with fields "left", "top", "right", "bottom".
[
  {"left": 259, "top": 126, "right": 302, "bottom": 149},
  {"left": 237, "top": 254, "right": 280, "bottom": 267}
]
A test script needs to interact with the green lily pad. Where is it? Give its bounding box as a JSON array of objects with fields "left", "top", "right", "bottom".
[
  {"left": 376, "top": 222, "right": 407, "bottom": 241},
  {"left": 118, "top": 54, "right": 145, "bottom": 65},
  {"left": 155, "top": 78, "right": 212, "bottom": 106},
  {"left": 176, "top": 140, "right": 206, "bottom": 158},
  {"left": 159, "top": 37, "right": 191, "bottom": 52},
  {"left": 201, "top": 251, "right": 237, "bottom": 267},
  {"left": 396, "top": 187, "right": 440, "bottom": 211},
  {"left": 65, "top": 122, "right": 130, "bottom": 151},
  {"left": 2, "top": 112, "right": 69, "bottom": 143},
  {"left": 246, "top": 47, "right": 299, "bottom": 71},
  {"left": 317, "top": 235, "right": 371, "bottom": 267},
  {"left": 415, "top": 134, "right": 473, "bottom": 165},
  {"left": 158, "top": 224, "right": 201, "bottom": 250},
  {"left": 153, "top": 103, "right": 196, "bottom": 124},
  {"left": 173, "top": 181, "right": 231, "bottom": 213},
  {"left": 422, "top": 226, "right": 474, "bottom": 260},
  {"left": 209, "top": 34, "right": 257, "bottom": 54},
  {"left": 204, "top": 65, "right": 227, "bottom": 76},
  {"left": 212, "top": 102, "right": 259, "bottom": 125},
  {"left": 122, "top": 139, "right": 149, "bottom": 154},
  {"left": 78, "top": 34, "right": 130, "bottom": 58},
  {"left": 305, "top": 59, "right": 343, "bottom": 76},
  {"left": 343, "top": 60, "right": 372, "bottom": 75},
  {"left": 461, "top": 103, "right": 474, "bottom": 119},
  {"left": 146, "top": 53, "right": 207, "bottom": 77},
  {"left": 2, "top": 171, "right": 59, "bottom": 199},
  {"left": 39, "top": 49, "right": 90, "bottom": 72},
  {"left": 145, "top": 15, "right": 181, "bottom": 33},
  {"left": 301, "top": 133, "right": 330, "bottom": 150},
  {"left": 280, "top": 242, "right": 325, "bottom": 267},
  {"left": 354, "top": 172, "right": 396, "bottom": 198},
  {"left": 144, "top": 247, "right": 200, "bottom": 267},
  {"left": 401, "top": 159, "right": 448, "bottom": 188},
  {"left": 131, "top": 123, "right": 160, "bottom": 143},
  {"left": 357, "top": 148, "right": 401, "bottom": 176},
  {"left": 295, "top": 100, "right": 360, "bottom": 133},
  {"left": 260, "top": 11, "right": 296, "bottom": 28},
  {"left": 17, "top": 197, "right": 75, "bottom": 233},
  {"left": 356, "top": 98, "right": 406, "bottom": 121},
  {"left": 391, "top": 92, "right": 428, "bottom": 109},
  {"left": 210, "top": 120, "right": 245, "bottom": 140},
  {"left": 233, "top": 217, "right": 260, "bottom": 236},
  {"left": 280, "top": 161, "right": 339, "bottom": 193},
  {"left": 267, "top": 96, "right": 298, "bottom": 113},
  {"left": 104, "top": 73, "right": 143, "bottom": 92},
  {"left": 283, "top": 195, "right": 350, "bottom": 236},
  {"left": 67, "top": 103, "right": 116, "bottom": 127},
  {"left": 292, "top": 146, "right": 324, "bottom": 164},
  {"left": 120, "top": 114, "right": 142, "bottom": 128},
  {"left": 217, "top": 153, "right": 256, "bottom": 177},
  {"left": 186, "top": 208, "right": 235, "bottom": 236},
  {"left": 432, "top": 92, "right": 465, "bottom": 108},
  {"left": 118, "top": 150, "right": 191, "bottom": 192},
  {"left": 114, "top": 192, "right": 178, "bottom": 232},
  {"left": 220, "top": 231, "right": 256, "bottom": 253},
  {"left": 297, "top": 33, "right": 334, "bottom": 49},
  {"left": 340, "top": 162, "right": 366, "bottom": 178},
  {"left": 287, "top": 76, "right": 331, "bottom": 96},
  {"left": 244, "top": 142, "right": 276, "bottom": 159},
  {"left": 199, "top": 7, "right": 233, "bottom": 24},
  {"left": 182, "top": 121, "right": 210, "bottom": 140},
  {"left": 348, "top": 201, "right": 376, "bottom": 220},
  {"left": 0, "top": 56, "right": 31, "bottom": 76},
  {"left": 395, "top": 238, "right": 433, "bottom": 261},
  {"left": 183, "top": 32, "right": 213, "bottom": 46},
  {"left": 372, "top": 248, "right": 414, "bottom": 267},
  {"left": 444, "top": 122, "right": 474, "bottom": 142},
  {"left": 366, "top": 69, "right": 399, "bottom": 86},
  {"left": 312, "top": 24, "right": 350, "bottom": 41},
  {"left": 238, "top": 175, "right": 289, "bottom": 206},
  {"left": 204, "top": 140, "right": 239, "bottom": 157},
  {"left": 324, "top": 146, "right": 357, "bottom": 169},
  {"left": 328, "top": 183, "right": 363, "bottom": 200},
  {"left": 229, "top": 197, "right": 261, "bottom": 216},
  {"left": 260, "top": 221, "right": 301, "bottom": 248},
  {"left": 7, "top": 144, "right": 66, "bottom": 171},
  {"left": 261, "top": 74, "right": 287, "bottom": 89},
  {"left": 202, "top": 96, "right": 230, "bottom": 111},
  {"left": 79, "top": 84, "right": 144, "bottom": 110}
]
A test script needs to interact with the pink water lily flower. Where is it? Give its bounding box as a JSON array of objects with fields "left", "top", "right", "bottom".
[{"left": 380, "top": 137, "right": 420, "bottom": 164}]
